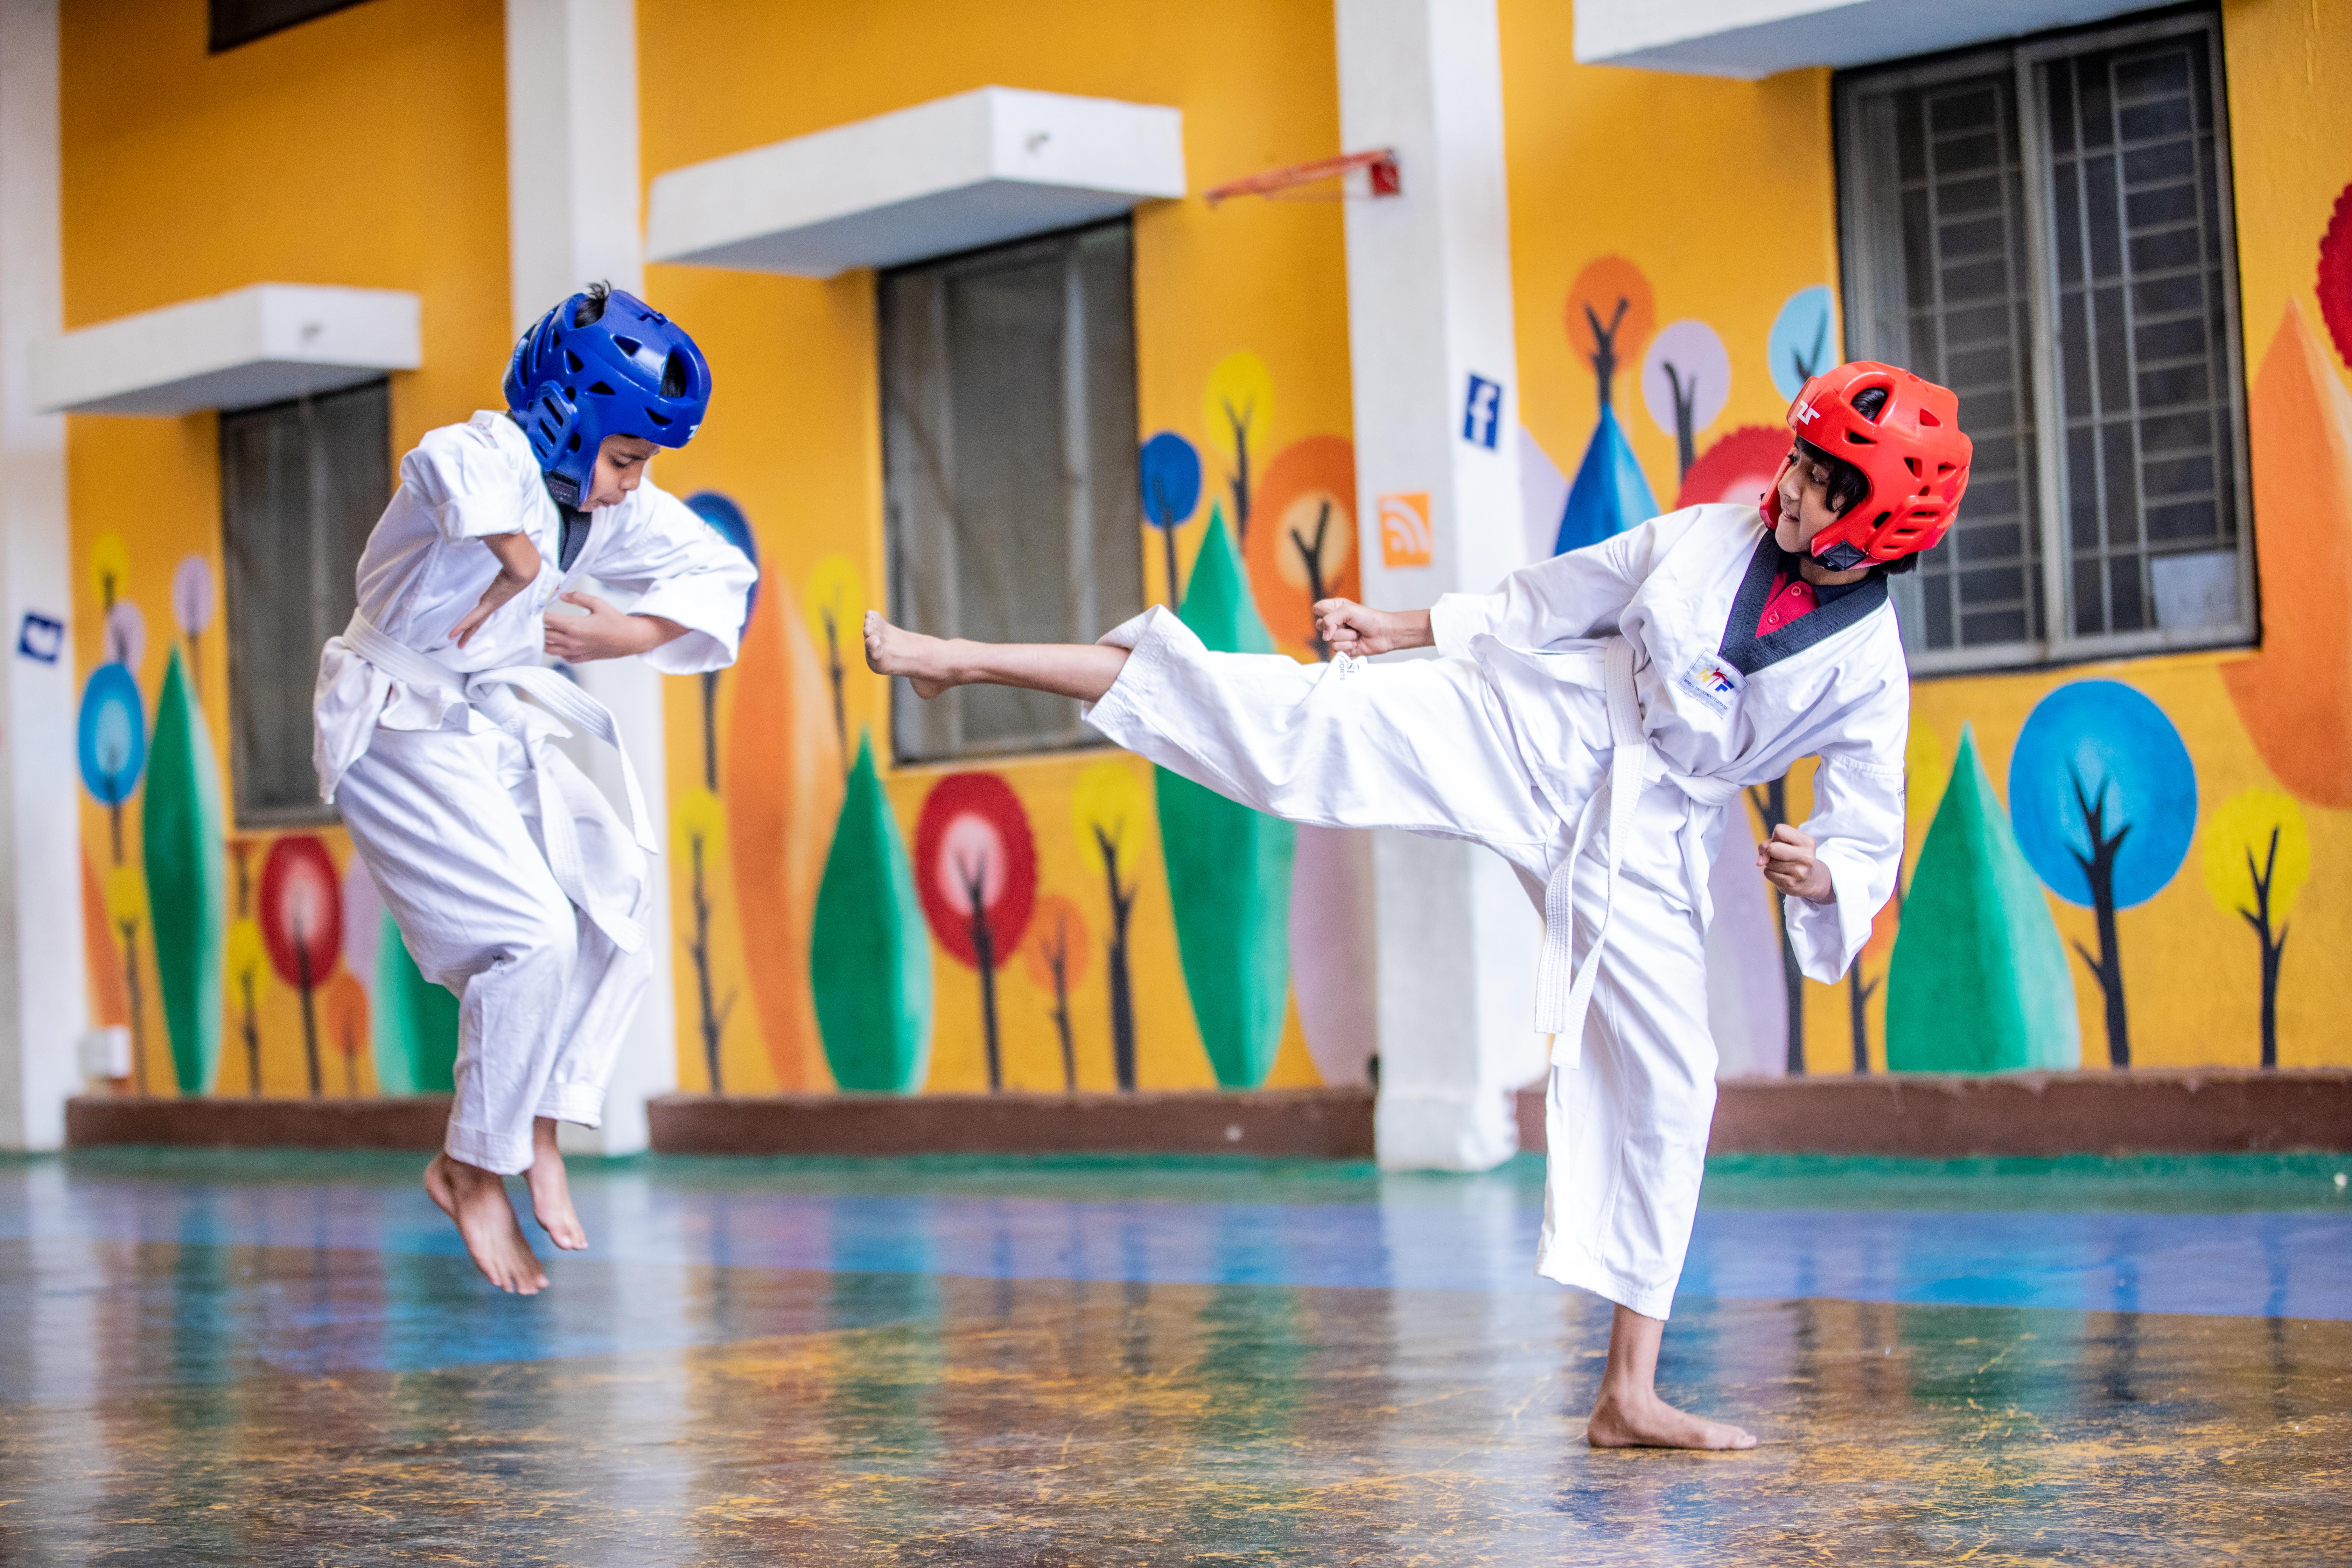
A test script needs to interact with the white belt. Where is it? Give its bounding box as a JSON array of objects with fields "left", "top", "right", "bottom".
[
  {"left": 1532, "top": 636, "right": 1741, "bottom": 1066},
  {"left": 336, "top": 611, "right": 659, "bottom": 953}
]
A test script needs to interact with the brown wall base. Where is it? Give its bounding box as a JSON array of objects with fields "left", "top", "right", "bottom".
[
  {"left": 1518, "top": 1070, "right": 2352, "bottom": 1158},
  {"left": 648, "top": 1088, "right": 1378, "bottom": 1158},
  {"left": 66, "top": 1095, "right": 453, "bottom": 1151}
]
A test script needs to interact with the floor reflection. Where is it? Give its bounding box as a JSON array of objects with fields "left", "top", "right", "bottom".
[{"left": 0, "top": 1150, "right": 2345, "bottom": 1563}]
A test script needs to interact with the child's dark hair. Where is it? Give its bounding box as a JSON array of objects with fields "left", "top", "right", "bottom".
[
  {"left": 573, "top": 280, "right": 612, "bottom": 328},
  {"left": 1794, "top": 385, "right": 1919, "bottom": 574}
]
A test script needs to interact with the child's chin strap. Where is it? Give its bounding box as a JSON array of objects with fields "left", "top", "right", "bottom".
[
  {"left": 334, "top": 610, "right": 660, "bottom": 955},
  {"left": 1531, "top": 635, "right": 1743, "bottom": 1069}
]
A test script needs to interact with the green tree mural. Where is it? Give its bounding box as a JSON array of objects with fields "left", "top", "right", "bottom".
[{"left": 811, "top": 733, "right": 932, "bottom": 1093}]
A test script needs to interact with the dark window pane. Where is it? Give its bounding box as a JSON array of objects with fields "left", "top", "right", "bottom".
[
  {"left": 222, "top": 380, "right": 388, "bottom": 822},
  {"left": 882, "top": 222, "right": 1143, "bottom": 763}
]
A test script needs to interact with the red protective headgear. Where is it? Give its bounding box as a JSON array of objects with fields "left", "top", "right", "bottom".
[{"left": 1764, "top": 361, "right": 1973, "bottom": 567}]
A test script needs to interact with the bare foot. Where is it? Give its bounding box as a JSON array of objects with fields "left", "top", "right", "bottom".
[
  {"left": 425, "top": 1153, "right": 549, "bottom": 1295},
  {"left": 525, "top": 1116, "right": 587, "bottom": 1251},
  {"left": 863, "top": 611, "right": 954, "bottom": 698},
  {"left": 1586, "top": 1390, "right": 1757, "bottom": 1450}
]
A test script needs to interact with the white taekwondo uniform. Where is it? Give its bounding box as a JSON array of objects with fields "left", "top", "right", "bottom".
[
  {"left": 313, "top": 411, "right": 754, "bottom": 1175},
  {"left": 1083, "top": 503, "right": 1907, "bottom": 1318}
]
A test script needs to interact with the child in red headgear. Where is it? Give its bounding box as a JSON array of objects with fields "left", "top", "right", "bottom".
[{"left": 863, "top": 360, "right": 1970, "bottom": 1449}]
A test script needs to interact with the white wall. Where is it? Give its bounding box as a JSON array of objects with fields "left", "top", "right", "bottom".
[
  {"left": 0, "top": 0, "right": 85, "bottom": 1150},
  {"left": 506, "top": 0, "right": 677, "bottom": 1153},
  {"left": 1337, "top": 0, "right": 1548, "bottom": 1171}
]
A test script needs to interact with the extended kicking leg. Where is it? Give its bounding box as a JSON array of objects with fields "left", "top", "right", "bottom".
[{"left": 864, "top": 611, "right": 1127, "bottom": 702}]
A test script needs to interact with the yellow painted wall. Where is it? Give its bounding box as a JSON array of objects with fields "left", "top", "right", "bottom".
[
  {"left": 61, "top": 0, "right": 509, "bottom": 1096},
  {"left": 637, "top": 0, "right": 1358, "bottom": 1094},
  {"left": 1501, "top": 0, "right": 2352, "bottom": 1074}
]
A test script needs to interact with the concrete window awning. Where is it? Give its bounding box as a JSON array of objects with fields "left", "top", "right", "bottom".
[
  {"left": 31, "top": 284, "right": 422, "bottom": 416},
  {"left": 647, "top": 86, "right": 1185, "bottom": 278},
  {"left": 1576, "top": 0, "right": 2160, "bottom": 78}
]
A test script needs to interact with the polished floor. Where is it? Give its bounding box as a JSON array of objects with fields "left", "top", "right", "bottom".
[{"left": 1, "top": 1148, "right": 2346, "bottom": 1563}]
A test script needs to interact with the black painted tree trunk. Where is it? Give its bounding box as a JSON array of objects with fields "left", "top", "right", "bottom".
[
  {"left": 1094, "top": 825, "right": 1139, "bottom": 1091},
  {"left": 2064, "top": 768, "right": 2133, "bottom": 1068},
  {"left": 1748, "top": 778, "right": 1806, "bottom": 1075},
  {"left": 2239, "top": 826, "right": 2289, "bottom": 1070}
]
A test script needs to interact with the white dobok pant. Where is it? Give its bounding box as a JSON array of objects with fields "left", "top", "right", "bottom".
[
  {"left": 336, "top": 724, "right": 651, "bottom": 1175},
  {"left": 1086, "top": 608, "right": 1720, "bottom": 1320}
]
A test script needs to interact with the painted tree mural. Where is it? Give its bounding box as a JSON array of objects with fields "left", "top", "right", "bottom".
[
  {"left": 810, "top": 734, "right": 931, "bottom": 1093},
  {"left": 1744, "top": 777, "right": 1806, "bottom": 1075},
  {"left": 915, "top": 772, "right": 1037, "bottom": 1093},
  {"left": 683, "top": 491, "right": 761, "bottom": 792},
  {"left": 259, "top": 836, "right": 343, "bottom": 1097},
  {"left": 2221, "top": 302, "right": 2352, "bottom": 807},
  {"left": 2318, "top": 177, "right": 2352, "bottom": 370},
  {"left": 802, "top": 554, "right": 864, "bottom": 771},
  {"left": 142, "top": 646, "right": 224, "bottom": 1095},
  {"left": 1676, "top": 425, "right": 1788, "bottom": 514},
  {"left": 325, "top": 973, "right": 369, "bottom": 1096},
  {"left": 170, "top": 553, "right": 214, "bottom": 699},
  {"left": 372, "top": 915, "right": 460, "bottom": 1096},
  {"left": 228, "top": 840, "right": 266, "bottom": 1094},
  {"left": 725, "top": 551, "right": 843, "bottom": 1090},
  {"left": 1243, "top": 437, "right": 1359, "bottom": 663},
  {"left": 1156, "top": 516, "right": 1294, "bottom": 1088},
  {"left": 77, "top": 662, "right": 144, "bottom": 864},
  {"left": 1640, "top": 319, "right": 1730, "bottom": 482},
  {"left": 1767, "top": 285, "right": 1837, "bottom": 398},
  {"left": 1023, "top": 893, "right": 1091, "bottom": 1092},
  {"left": 2009, "top": 681, "right": 2197, "bottom": 1069},
  {"left": 676, "top": 787, "right": 735, "bottom": 1092},
  {"left": 1073, "top": 760, "right": 1148, "bottom": 1091},
  {"left": 103, "top": 865, "right": 151, "bottom": 1095},
  {"left": 1886, "top": 727, "right": 2079, "bottom": 1072},
  {"left": 1140, "top": 430, "right": 1203, "bottom": 614},
  {"left": 1555, "top": 255, "right": 1659, "bottom": 555},
  {"left": 1203, "top": 350, "right": 1273, "bottom": 547},
  {"left": 2201, "top": 789, "right": 2308, "bottom": 1070}
]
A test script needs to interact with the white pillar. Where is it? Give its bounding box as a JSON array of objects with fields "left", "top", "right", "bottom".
[
  {"left": 0, "top": 0, "right": 84, "bottom": 1152},
  {"left": 506, "top": 0, "right": 676, "bottom": 1154},
  {"left": 1338, "top": 0, "right": 1545, "bottom": 1171}
]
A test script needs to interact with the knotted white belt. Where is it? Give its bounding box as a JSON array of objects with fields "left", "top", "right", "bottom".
[
  {"left": 1531, "top": 636, "right": 1742, "bottom": 1067},
  {"left": 334, "top": 611, "right": 660, "bottom": 953}
]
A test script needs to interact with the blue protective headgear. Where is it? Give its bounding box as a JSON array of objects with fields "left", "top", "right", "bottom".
[{"left": 503, "top": 285, "right": 713, "bottom": 507}]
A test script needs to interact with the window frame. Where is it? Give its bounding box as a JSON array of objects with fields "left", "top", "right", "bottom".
[
  {"left": 1835, "top": 8, "right": 2255, "bottom": 676},
  {"left": 219, "top": 378, "right": 391, "bottom": 830},
  {"left": 877, "top": 217, "right": 1144, "bottom": 765}
]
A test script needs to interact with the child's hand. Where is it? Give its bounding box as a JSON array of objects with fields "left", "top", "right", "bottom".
[
  {"left": 1757, "top": 823, "right": 1836, "bottom": 904},
  {"left": 450, "top": 532, "right": 544, "bottom": 648},
  {"left": 542, "top": 593, "right": 685, "bottom": 664},
  {"left": 1313, "top": 599, "right": 1432, "bottom": 657}
]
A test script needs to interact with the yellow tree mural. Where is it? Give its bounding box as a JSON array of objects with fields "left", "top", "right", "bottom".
[{"left": 2200, "top": 789, "right": 2309, "bottom": 1070}]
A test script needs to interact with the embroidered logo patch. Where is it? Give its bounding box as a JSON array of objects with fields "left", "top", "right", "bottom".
[{"left": 1678, "top": 654, "right": 1742, "bottom": 715}]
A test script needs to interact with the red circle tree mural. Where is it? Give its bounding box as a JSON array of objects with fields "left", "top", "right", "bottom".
[
  {"left": 915, "top": 774, "right": 1037, "bottom": 1092},
  {"left": 2318, "top": 180, "right": 2352, "bottom": 371},
  {"left": 260, "top": 835, "right": 343, "bottom": 1098},
  {"left": 1676, "top": 425, "right": 1789, "bottom": 512}
]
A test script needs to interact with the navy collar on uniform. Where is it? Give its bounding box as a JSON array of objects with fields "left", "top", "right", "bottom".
[{"left": 1717, "top": 530, "right": 1888, "bottom": 676}]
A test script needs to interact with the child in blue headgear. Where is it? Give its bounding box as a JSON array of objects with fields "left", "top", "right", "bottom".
[{"left": 313, "top": 282, "right": 755, "bottom": 1295}]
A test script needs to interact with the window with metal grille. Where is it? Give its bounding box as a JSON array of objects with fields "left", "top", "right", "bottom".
[
  {"left": 880, "top": 221, "right": 1143, "bottom": 762},
  {"left": 221, "top": 380, "right": 390, "bottom": 824},
  {"left": 1837, "top": 10, "right": 2251, "bottom": 672}
]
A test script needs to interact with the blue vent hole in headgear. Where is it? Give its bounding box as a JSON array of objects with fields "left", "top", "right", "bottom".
[
  {"left": 614, "top": 336, "right": 641, "bottom": 356},
  {"left": 645, "top": 409, "right": 671, "bottom": 427},
  {"left": 566, "top": 351, "right": 583, "bottom": 373},
  {"left": 566, "top": 433, "right": 582, "bottom": 452},
  {"left": 590, "top": 382, "right": 616, "bottom": 396}
]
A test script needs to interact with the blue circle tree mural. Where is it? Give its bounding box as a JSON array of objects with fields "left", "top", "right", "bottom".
[
  {"left": 2008, "top": 680, "right": 2197, "bottom": 1067},
  {"left": 1139, "top": 430, "right": 1203, "bottom": 613},
  {"left": 78, "top": 662, "right": 147, "bottom": 864}
]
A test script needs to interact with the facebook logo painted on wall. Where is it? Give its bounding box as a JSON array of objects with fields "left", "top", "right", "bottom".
[{"left": 1462, "top": 373, "right": 1503, "bottom": 450}]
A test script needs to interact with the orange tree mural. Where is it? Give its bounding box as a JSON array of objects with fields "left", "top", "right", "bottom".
[
  {"left": 1023, "top": 893, "right": 1091, "bottom": 1092},
  {"left": 916, "top": 773, "right": 1038, "bottom": 1093},
  {"left": 2008, "top": 682, "right": 2197, "bottom": 1069},
  {"left": 1140, "top": 430, "right": 1203, "bottom": 614},
  {"left": 810, "top": 734, "right": 930, "bottom": 1093},
  {"left": 1243, "top": 435, "right": 1358, "bottom": 662},
  {"left": 1887, "top": 727, "right": 2078, "bottom": 1073},
  {"left": 260, "top": 836, "right": 343, "bottom": 1098},
  {"left": 325, "top": 973, "right": 369, "bottom": 1097},
  {"left": 724, "top": 542, "right": 842, "bottom": 1090},
  {"left": 1156, "top": 517, "right": 1293, "bottom": 1089},
  {"left": 2201, "top": 789, "right": 2309, "bottom": 1070},
  {"left": 1073, "top": 760, "right": 1147, "bottom": 1091},
  {"left": 1555, "top": 255, "right": 1657, "bottom": 554}
]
